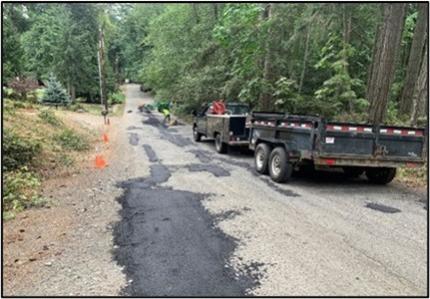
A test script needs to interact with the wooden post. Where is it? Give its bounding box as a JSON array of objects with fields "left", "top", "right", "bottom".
[{"left": 98, "top": 27, "right": 108, "bottom": 124}]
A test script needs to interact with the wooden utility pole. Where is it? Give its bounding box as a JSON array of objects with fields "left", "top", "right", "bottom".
[{"left": 98, "top": 26, "right": 108, "bottom": 124}]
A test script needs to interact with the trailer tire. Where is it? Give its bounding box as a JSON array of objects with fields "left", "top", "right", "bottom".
[
  {"left": 193, "top": 126, "right": 202, "bottom": 142},
  {"left": 215, "top": 133, "right": 227, "bottom": 154},
  {"left": 365, "top": 167, "right": 396, "bottom": 184},
  {"left": 269, "top": 147, "right": 293, "bottom": 183},
  {"left": 254, "top": 143, "right": 271, "bottom": 174}
]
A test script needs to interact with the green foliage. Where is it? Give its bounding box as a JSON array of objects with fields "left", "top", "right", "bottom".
[
  {"left": 54, "top": 128, "right": 89, "bottom": 151},
  {"left": 313, "top": 33, "right": 367, "bottom": 118},
  {"left": 38, "top": 109, "right": 63, "bottom": 126},
  {"left": 2, "top": 3, "right": 424, "bottom": 124},
  {"left": 3, "top": 129, "right": 42, "bottom": 172},
  {"left": 3, "top": 167, "right": 44, "bottom": 212},
  {"left": 108, "top": 90, "right": 125, "bottom": 104},
  {"left": 41, "top": 74, "right": 71, "bottom": 106}
]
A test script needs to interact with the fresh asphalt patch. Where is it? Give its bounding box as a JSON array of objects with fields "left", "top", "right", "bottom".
[
  {"left": 185, "top": 163, "right": 230, "bottom": 177},
  {"left": 187, "top": 148, "right": 300, "bottom": 197},
  {"left": 142, "top": 144, "right": 159, "bottom": 162},
  {"left": 142, "top": 114, "right": 193, "bottom": 147},
  {"left": 365, "top": 202, "right": 401, "bottom": 213},
  {"left": 113, "top": 164, "right": 260, "bottom": 296},
  {"left": 128, "top": 133, "right": 139, "bottom": 146}
]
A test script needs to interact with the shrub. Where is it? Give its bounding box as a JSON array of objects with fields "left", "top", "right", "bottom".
[
  {"left": 41, "top": 74, "right": 71, "bottom": 107},
  {"left": 3, "top": 167, "right": 43, "bottom": 212},
  {"left": 3, "top": 129, "right": 41, "bottom": 171},
  {"left": 38, "top": 109, "right": 63, "bottom": 126},
  {"left": 54, "top": 128, "right": 89, "bottom": 151},
  {"left": 108, "top": 91, "right": 125, "bottom": 105},
  {"left": 8, "top": 77, "right": 39, "bottom": 101}
]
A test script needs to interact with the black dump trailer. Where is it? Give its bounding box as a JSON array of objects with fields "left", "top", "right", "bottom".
[{"left": 248, "top": 112, "right": 426, "bottom": 184}]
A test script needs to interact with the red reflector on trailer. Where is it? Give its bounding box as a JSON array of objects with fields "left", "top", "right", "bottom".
[{"left": 323, "top": 159, "right": 336, "bottom": 166}]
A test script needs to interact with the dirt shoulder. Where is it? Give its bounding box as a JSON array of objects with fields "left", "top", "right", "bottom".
[{"left": 3, "top": 111, "right": 127, "bottom": 296}]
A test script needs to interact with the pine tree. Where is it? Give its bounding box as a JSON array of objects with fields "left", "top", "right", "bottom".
[{"left": 40, "top": 74, "right": 71, "bottom": 108}]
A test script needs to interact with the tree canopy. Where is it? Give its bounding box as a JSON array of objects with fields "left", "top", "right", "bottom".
[{"left": 2, "top": 3, "right": 428, "bottom": 125}]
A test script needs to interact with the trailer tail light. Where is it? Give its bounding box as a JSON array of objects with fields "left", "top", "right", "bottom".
[
  {"left": 379, "top": 128, "right": 424, "bottom": 136},
  {"left": 321, "top": 158, "right": 336, "bottom": 166}
]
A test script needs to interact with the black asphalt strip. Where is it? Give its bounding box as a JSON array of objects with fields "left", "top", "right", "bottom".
[{"left": 113, "top": 165, "right": 259, "bottom": 296}]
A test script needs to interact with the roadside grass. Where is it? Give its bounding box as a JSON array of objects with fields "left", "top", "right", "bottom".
[
  {"left": 396, "top": 163, "right": 427, "bottom": 189},
  {"left": 3, "top": 102, "right": 96, "bottom": 219},
  {"left": 72, "top": 102, "right": 125, "bottom": 117}
]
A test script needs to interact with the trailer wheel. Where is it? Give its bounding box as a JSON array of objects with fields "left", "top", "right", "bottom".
[
  {"left": 254, "top": 143, "right": 271, "bottom": 174},
  {"left": 193, "top": 126, "right": 202, "bottom": 142},
  {"left": 215, "top": 133, "right": 227, "bottom": 154},
  {"left": 343, "top": 167, "right": 364, "bottom": 178},
  {"left": 365, "top": 167, "right": 396, "bottom": 184},
  {"left": 269, "top": 147, "right": 293, "bottom": 183}
]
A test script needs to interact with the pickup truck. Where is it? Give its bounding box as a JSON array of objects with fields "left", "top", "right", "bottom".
[
  {"left": 249, "top": 112, "right": 426, "bottom": 184},
  {"left": 192, "top": 102, "right": 250, "bottom": 153}
]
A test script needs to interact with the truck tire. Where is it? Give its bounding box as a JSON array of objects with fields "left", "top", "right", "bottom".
[
  {"left": 255, "top": 143, "right": 271, "bottom": 174},
  {"left": 193, "top": 126, "right": 202, "bottom": 142},
  {"left": 365, "top": 167, "right": 396, "bottom": 184},
  {"left": 269, "top": 147, "right": 293, "bottom": 183},
  {"left": 343, "top": 167, "right": 364, "bottom": 178},
  {"left": 215, "top": 133, "right": 227, "bottom": 154}
]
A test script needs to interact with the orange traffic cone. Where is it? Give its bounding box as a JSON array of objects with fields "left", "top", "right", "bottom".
[
  {"left": 102, "top": 133, "right": 109, "bottom": 143},
  {"left": 95, "top": 155, "right": 107, "bottom": 169}
]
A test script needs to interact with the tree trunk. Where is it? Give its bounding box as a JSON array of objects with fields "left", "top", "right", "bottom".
[
  {"left": 399, "top": 3, "right": 428, "bottom": 116},
  {"left": 212, "top": 3, "right": 218, "bottom": 21},
  {"left": 367, "top": 3, "right": 406, "bottom": 125},
  {"left": 259, "top": 3, "right": 275, "bottom": 111},
  {"left": 192, "top": 4, "right": 200, "bottom": 24},
  {"left": 70, "top": 85, "right": 76, "bottom": 101},
  {"left": 342, "top": 4, "right": 353, "bottom": 112},
  {"left": 298, "top": 26, "right": 310, "bottom": 94},
  {"left": 410, "top": 43, "right": 428, "bottom": 126}
]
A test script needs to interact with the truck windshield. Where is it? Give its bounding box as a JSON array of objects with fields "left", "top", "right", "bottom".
[{"left": 226, "top": 104, "right": 250, "bottom": 115}]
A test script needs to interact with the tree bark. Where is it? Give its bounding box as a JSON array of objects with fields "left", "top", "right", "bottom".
[
  {"left": 192, "top": 3, "right": 200, "bottom": 24},
  {"left": 410, "top": 42, "right": 428, "bottom": 126},
  {"left": 367, "top": 3, "right": 407, "bottom": 125},
  {"left": 342, "top": 3, "right": 353, "bottom": 112},
  {"left": 298, "top": 26, "right": 310, "bottom": 94},
  {"left": 259, "top": 3, "right": 275, "bottom": 111},
  {"left": 399, "top": 3, "right": 428, "bottom": 116},
  {"left": 212, "top": 3, "right": 218, "bottom": 21}
]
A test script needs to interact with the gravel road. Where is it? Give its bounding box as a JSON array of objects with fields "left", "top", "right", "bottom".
[
  {"left": 114, "top": 84, "right": 427, "bottom": 296},
  {"left": 4, "top": 84, "right": 427, "bottom": 296}
]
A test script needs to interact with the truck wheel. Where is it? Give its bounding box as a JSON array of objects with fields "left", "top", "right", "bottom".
[
  {"left": 215, "top": 134, "right": 227, "bottom": 154},
  {"left": 193, "top": 126, "right": 202, "bottom": 142},
  {"left": 365, "top": 167, "right": 396, "bottom": 184},
  {"left": 343, "top": 167, "right": 364, "bottom": 178},
  {"left": 269, "top": 147, "right": 293, "bottom": 183},
  {"left": 255, "top": 143, "right": 270, "bottom": 174}
]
